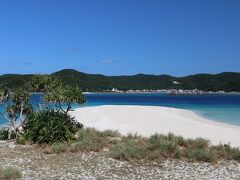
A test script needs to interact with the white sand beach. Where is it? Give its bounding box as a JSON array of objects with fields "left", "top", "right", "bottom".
[{"left": 70, "top": 105, "right": 240, "bottom": 148}]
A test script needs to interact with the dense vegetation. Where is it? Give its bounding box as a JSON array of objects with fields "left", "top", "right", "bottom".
[
  {"left": 0, "top": 69, "right": 240, "bottom": 91},
  {"left": 24, "top": 111, "right": 82, "bottom": 144}
]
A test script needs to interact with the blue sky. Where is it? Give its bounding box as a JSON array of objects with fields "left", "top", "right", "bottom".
[{"left": 0, "top": 0, "right": 240, "bottom": 76}]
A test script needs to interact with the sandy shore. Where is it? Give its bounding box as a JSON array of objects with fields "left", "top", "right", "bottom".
[{"left": 70, "top": 105, "right": 240, "bottom": 148}]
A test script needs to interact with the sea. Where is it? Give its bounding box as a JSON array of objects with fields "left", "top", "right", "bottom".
[{"left": 0, "top": 93, "right": 240, "bottom": 126}]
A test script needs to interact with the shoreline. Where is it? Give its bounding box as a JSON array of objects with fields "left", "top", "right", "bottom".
[{"left": 70, "top": 105, "right": 240, "bottom": 148}]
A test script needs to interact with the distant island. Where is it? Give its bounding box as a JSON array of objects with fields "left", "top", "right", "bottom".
[{"left": 0, "top": 69, "right": 240, "bottom": 92}]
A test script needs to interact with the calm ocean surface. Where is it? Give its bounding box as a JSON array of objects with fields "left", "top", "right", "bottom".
[{"left": 1, "top": 93, "right": 240, "bottom": 126}]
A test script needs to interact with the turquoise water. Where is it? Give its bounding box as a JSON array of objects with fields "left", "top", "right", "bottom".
[
  {"left": 85, "top": 93, "right": 240, "bottom": 126},
  {"left": 1, "top": 93, "right": 240, "bottom": 126}
]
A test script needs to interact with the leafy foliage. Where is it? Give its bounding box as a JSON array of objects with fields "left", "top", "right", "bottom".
[
  {"left": 23, "top": 111, "right": 82, "bottom": 144},
  {"left": 29, "top": 74, "right": 60, "bottom": 93},
  {"left": 0, "top": 128, "right": 16, "bottom": 140},
  {"left": 45, "top": 85, "right": 86, "bottom": 113},
  {"left": 6, "top": 89, "right": 33, "bottom": 119},
  {"left": 45, "top": 86, "right": 86, "bottom": 104}
]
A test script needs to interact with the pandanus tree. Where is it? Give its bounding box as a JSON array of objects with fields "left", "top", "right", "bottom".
[
  {"left": 0, "top": 89, "right": 32, "bottom": 140},
  {"left": 30, "top": 74, "right": 86, "bottom": 113},
  {"left": 29, "top": 74, "right": 60, "bottom": 93},
  {"left": 45, "top": 85, "right": 86, "bottom": 114},
  {"left": 23, "top": 75, "right": 86, "bottom": 144},
  {"left": 29, "top": 75, "right": 61, "bottom": 111}
]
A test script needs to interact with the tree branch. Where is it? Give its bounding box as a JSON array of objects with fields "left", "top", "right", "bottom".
[{"left": 0, "top": 111, "right": 12, "bottom": 123}]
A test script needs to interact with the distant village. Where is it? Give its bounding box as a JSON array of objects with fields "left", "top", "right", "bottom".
[{"left": 107, "top": 88, "right": 230, "bottom": 95}]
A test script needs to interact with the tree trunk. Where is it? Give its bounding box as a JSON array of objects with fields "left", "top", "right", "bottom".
[{"left": 8, "top": 127, "right": 12, "bottom": 140}]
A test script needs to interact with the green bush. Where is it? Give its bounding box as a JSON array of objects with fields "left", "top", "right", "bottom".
[
  {"left": 0, "top": 128, "right": 16, "bottom": 140},
  {"left": 23, "top": 111, "right": 82, "bottom": 144},
  {"left": 16, "top": 136, "right": 28, "bottom": 145},
  {"left": 0, "top": 166, "right": 22, "bottom": 179},
  {"left": 147, "top": 133, "right": 179, "bottom": 158},
  {"left": 215, "top": 144, "right": 240, "bottom": 161}
]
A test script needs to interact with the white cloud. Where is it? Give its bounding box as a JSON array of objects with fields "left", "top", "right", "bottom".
[{"left": 100, "top": 59, "right": 116, "bottom": 64}]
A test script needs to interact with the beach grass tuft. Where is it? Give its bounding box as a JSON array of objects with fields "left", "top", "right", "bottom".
[
  {"left": 110, "top": 136, "right": 148, "bottom": 160},
  {"left": 214, "top": 144, "right": 240, "bottom": 161},
  {"left": 70, "top": 128, "right": 113, "bottom": 152},
  {"left": 52, "top": 142, "right": 67, "bottom": 154},
  {"left": 186, "top": 148, "right": 217, "bottom": 162},
  {"left": 102, "top": 129, "right": 120, "bottom": 137}
]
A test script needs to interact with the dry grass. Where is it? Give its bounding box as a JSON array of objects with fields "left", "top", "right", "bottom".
[
  {"left": 27, "top": 129, "right": 240, "bottom": 163},
  {"left": 110, "top": 133, "right": 239, "bottom": 163}
]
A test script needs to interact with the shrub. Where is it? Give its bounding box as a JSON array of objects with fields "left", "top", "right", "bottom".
[
  {"left": 0, "top": 128, "right": 16, "bottom": 140},
  {"left": 110, "top": 138, "right": 148, "bottom": 160},
  {"left": 72, "top": 128, "right": 111, "bottom": 152},
  {"left": 188, "top": 138, "right": 209, "bottom": 149},
  {"left": 148, "top": 134, "right": 168, "bottom": 149},
  {"left": 215, "top": 144, "right": 240, "bottom": 161},
  {"left": 147, "top": 133, "right": 179, "bottom": 158},
  {"left": 23, "top": 111, "right": 82, "bottom": 144},
  {"left": 16, "top": 136, "right": 27, "bottom": 145},
  {"left": 187, "top": 148, "right": 217, "bottom": 162},
  {"left": 0, "top": 166, "right": 22, "bottom": 179},
  {"left": 174, "top": 136, "right": 188, "bottom": 147}
]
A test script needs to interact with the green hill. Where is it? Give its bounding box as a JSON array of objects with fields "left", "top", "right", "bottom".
[{"left": 0, "top": 69, "right": 239, "bottom": 92}]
